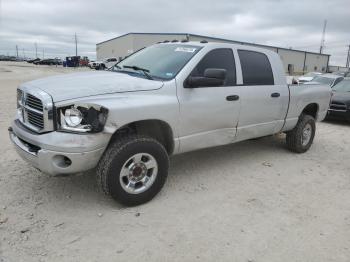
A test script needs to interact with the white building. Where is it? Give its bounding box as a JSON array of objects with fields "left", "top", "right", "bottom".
[{"left": 96, "top": 32, "right": 330, "bottom": 75}]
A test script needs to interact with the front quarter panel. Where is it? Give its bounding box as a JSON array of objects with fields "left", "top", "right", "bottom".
[{"left": 54, "top": 80, "right": 180, "bottom": 150}]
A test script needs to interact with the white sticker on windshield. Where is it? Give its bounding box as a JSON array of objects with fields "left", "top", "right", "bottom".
[{"left": 175, "top": 47, "right": 197, "bottom": 53}]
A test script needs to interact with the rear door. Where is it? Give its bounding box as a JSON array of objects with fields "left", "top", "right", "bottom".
[
  {"left": 177, "top": 48, "right": 241, "bottom": 153},
  {"left": 235, "top": 50, "right": 288, "bottom": 141}
]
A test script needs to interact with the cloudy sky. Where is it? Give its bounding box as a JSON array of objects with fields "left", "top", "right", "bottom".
[{"left": 0, "top": 0, "right": 349, "bottom": 65}]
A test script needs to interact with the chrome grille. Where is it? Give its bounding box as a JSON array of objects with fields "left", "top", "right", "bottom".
[
  {"left": 17, "top": 87, "right": 54, "bottom": 133},
  {"left": 26, "top": 94, "right": 43, "bottom": 111},
  {"left": 27, "top": 110, "right": 44, "bottom": 129}
]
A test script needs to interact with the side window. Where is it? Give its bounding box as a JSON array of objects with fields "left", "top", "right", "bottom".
[
  {"left": 191, "top": 48, "right": 236, "bottom": 86},
  {"left": 238, "top": 50, "right": 274, "bottom": 85}
]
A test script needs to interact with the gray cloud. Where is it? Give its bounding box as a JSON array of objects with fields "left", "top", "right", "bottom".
[{"left": 0, "top": 0, "right": 349, "bottom": 65}]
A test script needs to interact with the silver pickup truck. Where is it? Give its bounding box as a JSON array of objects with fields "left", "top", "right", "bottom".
[{"left": 9, "top": 42, "right": 331, "bottom": 205}]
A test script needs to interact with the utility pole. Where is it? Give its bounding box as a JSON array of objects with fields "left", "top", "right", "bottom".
[
  {"left": 346, "top": 44, "right": 350, "bottom": 68},
  {"left": 22, "top": 48, "right": 25, "bottom": 59},
  {"left": 16, "top": 45, "right": 19, "bottom": 58},
  {"left": 42, "top": 49, "right": 44, "bottom": 59},
  {"left": 74, "top": 33, "right": 78, "bottom": 57},
  {"left": 319, "top": 20, "right": 327, "bottom": 54},
  {"left": 35, "top": 42, "right": 38, "bottom": 58}
]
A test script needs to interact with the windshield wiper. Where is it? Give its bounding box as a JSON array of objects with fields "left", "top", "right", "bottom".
[{"left": 123, "top": 65, "right": 153, "bottom": 80}]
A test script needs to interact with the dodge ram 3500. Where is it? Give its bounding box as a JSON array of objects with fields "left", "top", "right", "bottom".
[{"left": 9, "top": 42, "right": 332, "bottom": 206}]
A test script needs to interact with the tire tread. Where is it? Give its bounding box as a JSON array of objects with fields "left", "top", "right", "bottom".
[
  {"left": 286, "top": 114, "right": 315, "bottom": 153},
  {"left": 96, "top": 134, "right": 169, "bottom": 205}
]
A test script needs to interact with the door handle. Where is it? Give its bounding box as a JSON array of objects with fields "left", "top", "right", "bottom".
[
  {"left": 271, "top": 92, "right": 280, "bottom": 98},
  {"left": 226, "top": 95, "right": 239, "bottom": 101}
]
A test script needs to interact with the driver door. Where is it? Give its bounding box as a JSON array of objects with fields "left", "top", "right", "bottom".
[{"left": 176, "top": 48, "right": 241, "bottom": 153}]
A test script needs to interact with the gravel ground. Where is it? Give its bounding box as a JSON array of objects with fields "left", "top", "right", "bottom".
[{"left": 0, "top": 61, "right": 350, "bottom": 262}]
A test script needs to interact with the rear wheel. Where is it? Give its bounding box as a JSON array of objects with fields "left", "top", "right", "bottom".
[
  {"left": 286, "top": 114, "right": 316, "bottom": 153},
  {"left": 97, "top": 135, "right": 169, "bottom": 206}
]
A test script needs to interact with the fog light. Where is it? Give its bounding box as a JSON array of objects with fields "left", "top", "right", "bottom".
[{"left": 53, "top": 155, "right": 72, "bottom": 168}]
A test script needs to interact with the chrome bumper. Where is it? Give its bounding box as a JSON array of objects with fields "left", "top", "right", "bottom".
[{"left": 9, "top": 120, "right": 110, "bottom": 176}]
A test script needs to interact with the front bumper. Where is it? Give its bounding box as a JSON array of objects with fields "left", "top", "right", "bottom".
[
  {"left": 9, "top": 120, "right": 111, "bottom": 176},
  {"left": 327, "top": 109, "right": 350, "bottom": 121}
]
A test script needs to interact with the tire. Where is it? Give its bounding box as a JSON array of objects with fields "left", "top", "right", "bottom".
[
  {"left": 96, "top": 135, "right": 169, "bottom": 206},
  {"left": 286, "top": 114, "right": 316, "bottom": 153}
]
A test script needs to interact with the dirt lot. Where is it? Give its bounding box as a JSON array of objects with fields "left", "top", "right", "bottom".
[{"left": 0, "top": 61, "right": 349, "bottom": 262}]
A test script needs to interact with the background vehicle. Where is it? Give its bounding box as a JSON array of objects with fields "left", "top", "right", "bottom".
[
  {"left": 297, "top": 72, "right": 322, "bottom": 83},
  {"left": 327, "top": 78, "right": 350, "bottom": 122},
  {"left": 65, "top": 56, "right": 80, "bottom": 67},
  {"left": 79, "top": 56, "right": 90, "bottom": 67},
  {"left": 9, "top": 42, "right": 332, "bottom": 206},
  {"left": 34, "top": 58, "right": 62, "bottom": 65},
  {"left": 0, "top": 56, "right": 19, "bottom": 61},
  {"left": 305, "top": 74, "right": 344, "bottom": 87},
  {"left": 94, "top": 57, "right": 118, "bottom": 70},
  {"left": 333, "top": 71, "right": 350, "bottom": 77},
  {"left": 88, "top": 61, "right": 97, "bottom": 69},
  {"left": 27, "top": 58, "right": 41, "bottom": 64}
]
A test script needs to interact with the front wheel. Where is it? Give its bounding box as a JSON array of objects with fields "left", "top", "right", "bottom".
[
  {"left": 97, "top": 135, "right": 169, "bottom": 206},
  {"left": 286, "top": 114, "right": 316, "bottom": 153}
]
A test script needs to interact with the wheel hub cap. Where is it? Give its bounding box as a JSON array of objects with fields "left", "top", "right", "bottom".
[
  {"left": 119, "top": 153, "right": 158, "bottom": 194},
  {"left": 301, "top": 123, "right": 312, "bottom": 146},
  {"left": 129, "top": 164, "right": 147, "bottom": 181}
]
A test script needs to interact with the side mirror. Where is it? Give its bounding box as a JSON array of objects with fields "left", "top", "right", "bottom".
[{"left": 185, "top": 68, "right": 226, "bottom": 88}]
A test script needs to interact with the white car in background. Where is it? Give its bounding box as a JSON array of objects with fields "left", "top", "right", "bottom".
[
  {"left": 92, "top": 57, "right": 118, "bottom": 70},
  {"left": 304, "top": 74, "right": 344, "bottom": 88},
  {"left": 298, "top": 72, "right": 322, "bottom": 84}
]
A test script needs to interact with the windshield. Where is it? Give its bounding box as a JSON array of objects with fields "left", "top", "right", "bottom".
[
  {"left": 114, "top": 44, "right": 202, "bottom": 80},
  {"left": 333, "top": 79, "right": 350, "bottom": 92},
  {"left": 311, "top": 76, "right": 334, "bottom": 86}
]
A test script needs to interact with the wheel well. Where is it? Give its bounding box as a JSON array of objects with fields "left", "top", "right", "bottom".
[
  {"left": 109, "top": 120, "right": 174, "bottom": 155},
  {"left": 301, "top": 103, "right": 318, "bottom": 119}
]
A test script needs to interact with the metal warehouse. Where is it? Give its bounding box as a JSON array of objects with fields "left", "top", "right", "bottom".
[{"left": 96, "top": 32, "right": 330, "bottom": 75}]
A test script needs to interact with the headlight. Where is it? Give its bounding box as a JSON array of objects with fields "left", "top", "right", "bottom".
[
  {"left": 16, "top": 89, "right": 24, "bottom": 121},
  {"left": 64, "top": 108, "right": 83, "bottom": 127},
  {"left": 17, "top": 89, "right": 23, "bottom": 107},
  {"left": 58, "top": 105, "right": 108, "bottom": 133}
]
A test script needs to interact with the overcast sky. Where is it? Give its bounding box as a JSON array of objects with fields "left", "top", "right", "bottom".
[{"left": 0, "top": 0, "right": 349, "bottom": 65}]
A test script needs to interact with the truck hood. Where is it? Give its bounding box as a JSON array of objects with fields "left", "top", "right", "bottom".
[{"left": 22, "top": 71, "right": 163, "bottom": 102}]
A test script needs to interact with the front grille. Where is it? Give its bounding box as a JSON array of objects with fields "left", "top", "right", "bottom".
[
  {"left": 23, "top": 93, "right": 44, "bottom": 130},
  {"left": 26, "top": 94, "right": 43, "bottom": 111},
  {"left": 330, "top": 101, "right": 347, "bottom": 112},
  {"left": 16, "top": 88, "right": 54, "bottom": 133},
  {"left": 27, "top": 110, "right": 44, "bottom": 129}
]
